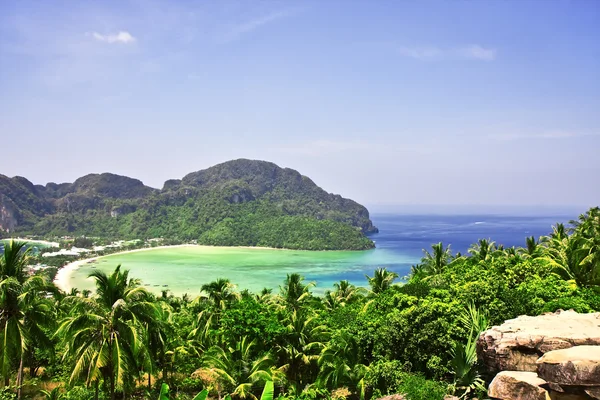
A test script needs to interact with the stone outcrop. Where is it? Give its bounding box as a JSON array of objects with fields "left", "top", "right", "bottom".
[
  {"left": 536, "top": 346, "right": 600, "bottom": 387},
  {"left": 480, "top": 311, "right": 600, "bottom": 400},
  {"left": 478, "top": 310, "right": 600, "bottom": 375},
  {"left": 488, "top": 371, "right": 550, "bottom": 400}
]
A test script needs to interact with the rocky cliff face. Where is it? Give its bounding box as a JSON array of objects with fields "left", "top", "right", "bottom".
[{"left": 479, "top": 310, "right": 600, "bottom": 399}]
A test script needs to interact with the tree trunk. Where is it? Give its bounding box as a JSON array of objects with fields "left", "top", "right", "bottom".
[
  {"left": 148, "top": 370, "right": 152, "bottom": 391},
  {"left": 16, "top": 354, "right": 24, "bottom": 400},
  {"left": 94, "top": 380, "right": 99, "bottom": 400},
  {"left": 110, "top": 373, "right": 115, "bottom": 400}
]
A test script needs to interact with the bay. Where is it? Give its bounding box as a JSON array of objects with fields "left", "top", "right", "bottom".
[{"left": 69, "top": 213, "right": 571, "bottom": 296}]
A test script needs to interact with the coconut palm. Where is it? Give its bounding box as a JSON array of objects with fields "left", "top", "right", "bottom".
[
  {"left": 467, "top": 239, "right": 497, "bottom": 262},
  {"left": 202, "top": 337, "right": 274, "bottom": 399},
  {"left": 0, "top": 241, "right": 56, "bottom": 399},
  {"left": 277, "top": 310, "right": 328, "bottom": 391},
  {"left": 56, "top": 265, "right": 157, "bottom": 400},
  {"left": 279, "top": 274, "right": 314, "bottom": 311},
  {"left": 547, "top": 223, "right": 568, "bottom": 241},
  {"left": 322, "top": 291, "right": 342, "bottom": 311},
  {"left": 365, "top": 268, "right": 398, "bottom": 294},
  {"left": 542, "top": 234, "right": 600, "bottom": 287},
  {"left": 519, "top": 236, "right": 543, "bottom": 259},
  {"left": 332, "top": 280, "right": 363, "bottom": 304},
  {"left": 420, "top": 242, "right": 452, "bottom": 275},
  {"left": 317, "top": 332, "right": 370, "bottom": 399},
  {"left": 201, "top": 279, "right": 240, "bottom": 311}
]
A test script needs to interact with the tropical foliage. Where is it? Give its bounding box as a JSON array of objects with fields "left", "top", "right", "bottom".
[{"left": 0, "top": 207, "right": 599, "bottom": 399}]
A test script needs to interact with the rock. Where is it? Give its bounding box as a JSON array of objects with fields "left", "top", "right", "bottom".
[
  {"left": 488, "top": 371, "right": 550, "bottom": 400},
  {"left": 478, "top": 310, "right": 600, "bottom": 375},
  {"left": 550, "top": 393, "right": 596, "bottom": 400},
  {"left": 586, "top": 387, "right": 600, "bottom": 399},
  {"left": 537, "top": 346, "right": 600, "bottom": 387},
  {"left": 375, "top": 395, "right": 405, "bottom": 400}
]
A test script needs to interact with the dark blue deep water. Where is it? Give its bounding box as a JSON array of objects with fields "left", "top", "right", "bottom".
[
  {"left": 371, "top": 213, "right": 571, "bottom": 255},
  {"left": 338, "top": 213, "right": 572, "bottom": 285}
]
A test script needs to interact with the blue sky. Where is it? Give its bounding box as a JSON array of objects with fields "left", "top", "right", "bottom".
[{"left": 0, "top": 0, "right": 598, "bottom": 209}]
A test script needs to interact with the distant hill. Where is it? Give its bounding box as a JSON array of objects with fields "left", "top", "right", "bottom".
[{"left": 0, "top": 159, "right": 377, "bottom": 250}]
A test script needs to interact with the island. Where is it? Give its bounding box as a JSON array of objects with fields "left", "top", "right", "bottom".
[{"left": 0, "top": 159, "right": 377, "bottom": 250}]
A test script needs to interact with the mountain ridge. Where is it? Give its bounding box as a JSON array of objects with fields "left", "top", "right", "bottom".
[{"left": 0, "top": 159, "right": 377, "bottom": 250}]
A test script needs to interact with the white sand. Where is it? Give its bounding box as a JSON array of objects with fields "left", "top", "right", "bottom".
[
  {"left": 52, "top": 244, "right": 199, "bottom": 292},
  {"left": 52, "top": 243, "right": 291, "bottom": 292},
  {"left": 2, "top": 238, "right": 60, "bottom": 247}
]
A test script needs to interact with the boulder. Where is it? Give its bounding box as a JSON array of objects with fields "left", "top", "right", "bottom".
[
  {"left": 488, "top": 371, "right": 550, "bottom": 400},
  {"left": 478, "top": 310, "right": 600, "bottom": 375},
  {"left": 537, "top": 346, "right": 600, "bottom": 387}
]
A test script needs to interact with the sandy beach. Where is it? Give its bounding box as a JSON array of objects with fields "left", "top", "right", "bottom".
[
  {"left": 52, "top": 243, "right": 286, "bottom": 292},
  {"left": 2, "top": 238, "right": 60, "bottom": 247},
  {"left": 52, "top": 244, "right": 198, "bottom": 292}
]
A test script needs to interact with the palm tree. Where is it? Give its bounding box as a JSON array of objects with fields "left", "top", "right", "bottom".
[
  {"left": 279, "top": 274, "right": 314, "bottom": 311},
  {"left": 365, "top": 268, "right": 398, "bottom": 294},
  {"left": 201, "top": 279, "right": 240, "bottom": 311},
  {"left": 332, "top": 280, "right": 363, "bottom": 304},
  {"left": 56, "top": 265, "right": 157, "bottom": 400},
  {"left": 277, "top": 310, "right": 328, "bottom": 390},
  {"left": 322, "top": 291, "right": 342, "bottom": 311},
  {"left": 420, "top": 242, "right": 452, "bottom": 275},
  {"left": 141, "top": 301, "right": 174, "bottom": 390},
  {"left": 518, "top": 236, "right": 542, "bottom": 259},
  {"left": 0, "top": 241, "right": 56, "bottom": 399},
  {"left": 202, "top": 337, "right": 274, "bottom": 399},
  {"left": 547, "top": 223, "right": 568, "bottom": 241},
  {"left": 317, "top": 332, "right": 369, "bottom": 399},
  {"left": 468, "top": 239, "right": 497, "bottom": 262},
  {"left": 541, "top": 234, "right": 600, "bottom": 287}
]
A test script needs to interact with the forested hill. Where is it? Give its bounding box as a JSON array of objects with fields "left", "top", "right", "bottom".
[{"left": 0, "top": 159, "right": 377, "bottom": 250}]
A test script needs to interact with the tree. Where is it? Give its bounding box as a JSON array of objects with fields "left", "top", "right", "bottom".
[
  {"left": 279, "top": 274, "right": 314, "bottom": 311},
  {"left": 201, "top": 279, "right": 240, "bottom": 311},
  {"left": 277, "top": 310, "right": 327, "bottom": 390},
  {"left": 56, "top": 265, "right": 157, "bottom": 400},
  {"left": 421, "top": 242, "right": 452, "bottom": 276},
  {"left": 519, "top": 236, "right": 543, "bottom": 259},
  {"left": 468, "top": 239, "right": 497, "bottom": 262},
  {"left": 332, "top": 280, "right": 363, "bottom": 305},
  {"left": 202, "top": 337, "right": 274, "bottom": 399},
  {"left": 0, "top": 241, "right": 55, "bottom": 399},
  {"left": 317, "top": 332, "right": 369, "bottom": 399},
  {"left": 542, "top": 232, "right": 600, "bottom": 287},
  {"left": 365, "top": 268, "right": 398, "bottom": 294}
]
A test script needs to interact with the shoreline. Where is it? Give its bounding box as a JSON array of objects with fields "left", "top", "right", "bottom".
[
  {"left": 1, "top": 237, "right": 60, "bottom": 248},
  {"left": 52, "top": 243, "right": 353, "bottom": 292},
  {"left": 53, "top": 244, "right": 197, "bottom": 292}
]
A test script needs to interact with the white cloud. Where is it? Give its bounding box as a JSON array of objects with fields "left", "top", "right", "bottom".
[
  {"left": 397, "top": 44, "right": 497, "bottom": 61},
  {"left": 458, "top": 44, "right": 497, "bottom": 61},
  {"left": 90, "top": 31, "right": 136, "bottom": 44}
]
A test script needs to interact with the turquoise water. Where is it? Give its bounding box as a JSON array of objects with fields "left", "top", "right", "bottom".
[
  {"left": 69, "top": 245, "right": 411, "bottom": 296},
  {"left": 69, "top": 213, "right": 570, "bottom": 296}
]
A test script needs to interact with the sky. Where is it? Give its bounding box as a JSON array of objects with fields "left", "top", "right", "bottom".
[{"left": 0, "top": 0, "right": 599, "bottom": 210}]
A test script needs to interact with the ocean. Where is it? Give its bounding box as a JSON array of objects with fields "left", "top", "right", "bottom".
[{"left": 64, "top": 213, "right": 572, "bottom": 296}]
